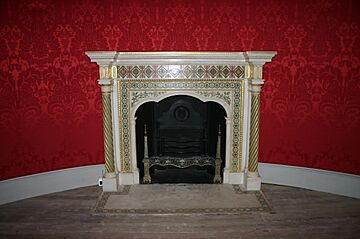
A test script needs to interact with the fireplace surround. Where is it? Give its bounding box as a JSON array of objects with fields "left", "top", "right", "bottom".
[{"left": 86, "top": 51, "right": 276, "bottom": 192}]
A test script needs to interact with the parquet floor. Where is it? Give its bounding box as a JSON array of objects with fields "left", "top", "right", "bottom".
[{"left": 0, "top": 184, "right": 359, "bottom": 239}]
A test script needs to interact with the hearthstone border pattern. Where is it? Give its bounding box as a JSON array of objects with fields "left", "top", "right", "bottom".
[
  {"left": 117, "top": 65, "right": 245, "bottom": 79},
  {"left": 93, "top": 185, "right": 272, "bottom": 214},
  {"left": 117, "top": 79, "right": 244, "bottom": 173}
]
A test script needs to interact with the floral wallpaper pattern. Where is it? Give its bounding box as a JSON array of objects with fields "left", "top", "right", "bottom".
[{"left": 0, "top": 0, "right": 359, "bottom": 179}]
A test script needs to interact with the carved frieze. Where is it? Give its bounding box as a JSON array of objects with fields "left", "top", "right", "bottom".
[
  {"left": 195, "top": 90, "right": 232, "bottom": 106},
  {"left": 117, "top": 65, "right": 245, "bottom": 79}
]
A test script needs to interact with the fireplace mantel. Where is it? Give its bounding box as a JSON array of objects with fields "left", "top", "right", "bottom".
[
  {"left": 86, "top": 51, "right": 276, "bottom": 65},
  {"left": 86, "top": 51, "right": 276, "bottom": 192}
]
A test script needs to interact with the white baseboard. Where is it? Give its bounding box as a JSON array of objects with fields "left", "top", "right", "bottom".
[
  {"left": 1, "top": 163, "right": 359, "bottom": 205},
  {"left": 0, "top": 165, "right": 104, "bottom": 205},
  {"left": 259, "top": 163, "right": 360, "bottom": 199}
]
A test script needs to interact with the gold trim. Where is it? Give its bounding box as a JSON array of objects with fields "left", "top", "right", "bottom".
[
  {"left": 118, "top": 82, "right": 126, "bottom": 173},
  {"left": 249, "top": 90, "right": 261, "bottom": 94},
  {"left": 118, "top": 78, "right": 245, "bottom": 83},
  {"left": 238, "top": 80, "right": 244, "bottom": 172}
]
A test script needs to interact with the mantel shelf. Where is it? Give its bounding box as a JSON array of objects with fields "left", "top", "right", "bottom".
[{"left": 85, "top": 51, "right": 277, "bottom": 66}]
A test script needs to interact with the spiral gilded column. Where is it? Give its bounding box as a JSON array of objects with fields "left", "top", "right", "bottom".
[
  {"left": 101, "top": 84, "right": 115, "bottom": 178},
  {"left": 248, "top": 92, "right": 260, "bottom": 173}
]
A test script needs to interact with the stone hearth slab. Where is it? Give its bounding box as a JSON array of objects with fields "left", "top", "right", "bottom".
[{"left": 94, "top": 184, "right": 272, "bottom": 214}]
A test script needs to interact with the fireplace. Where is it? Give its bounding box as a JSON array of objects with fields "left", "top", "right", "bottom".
[
  {"left": 135, "top": 95, "right": 227, "bottom": 184},
  {"left": 86, "top": 51, "right": 276, "bottom": 192}
]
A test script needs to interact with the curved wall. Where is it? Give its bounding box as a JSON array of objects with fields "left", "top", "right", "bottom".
[
  {"left": 0, "top": 0, "right": 359, "bottom": 180},
  {"left": 1, "top": 164, "right": 359, "bottom": 205}
]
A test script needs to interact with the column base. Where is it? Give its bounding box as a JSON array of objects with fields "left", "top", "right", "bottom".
[
  {"left": 246, "top": 172, "right": 262, "bottom": 191},
  {"left": 104, "top": 172, "right": 116, "bottom": 178},
  {"left": 118, "top": 169, "right": 140, "bottom": 185},
  {"left": 223, "top": 169, "right": 245, "bottom": 185},
  {"left": 102, "top": 175, "right": 118, "bottom": 192}
]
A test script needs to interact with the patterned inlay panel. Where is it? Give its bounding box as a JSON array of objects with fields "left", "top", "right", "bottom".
[
  {"left": 94, "top": 185, "right": 272, "bottom": 214},
  {"left": 118, "top": 79, "right": 244, "bottom": 173},
  {"left": 117, "top": 65, "right": 245, "bottom": 79},
  {"left": 131, "top": 90, "right": 232, "bottom": 108}
]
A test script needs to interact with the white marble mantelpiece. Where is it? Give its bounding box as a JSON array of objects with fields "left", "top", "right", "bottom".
[
  {"left": 86, "top": 51, "right": 276, "bottom": 192},
  {"left": 87, "top": 51, "right": 276, "bottom": 66}
]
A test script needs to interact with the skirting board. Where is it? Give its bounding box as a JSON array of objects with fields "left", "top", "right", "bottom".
[
  {"left": 259, "top": 163, "right": 360, "bottom": 199},
  {"left": 0, "top": 165, "right": 104, "bottom": 205},
  {"left": 0, "top": 163, "right": 359, "bottom": 205}
]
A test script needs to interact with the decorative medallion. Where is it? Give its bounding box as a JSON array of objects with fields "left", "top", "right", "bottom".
[{"left": 174, "top": 106, "right": 190, "bottom": 122}]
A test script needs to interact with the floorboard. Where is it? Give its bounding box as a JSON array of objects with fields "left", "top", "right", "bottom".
[{"left": 0, "top": 184, "right": 359, "bottom": 239}]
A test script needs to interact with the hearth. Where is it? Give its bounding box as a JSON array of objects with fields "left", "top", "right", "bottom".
[{"left": 86, "top": 51, "right": 276, "bottom": 192}]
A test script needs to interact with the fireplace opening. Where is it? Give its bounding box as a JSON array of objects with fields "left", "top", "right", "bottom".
[{"left": 135, "top": 95, "right": 226, "bottom": 184}]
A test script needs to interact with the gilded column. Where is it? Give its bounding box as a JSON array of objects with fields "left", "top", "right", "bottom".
[
  {"left": 101, "top": 83, "right": 115, "bottom": 178},
  {"left": 247, "top": 65, "right": 264, "bottom": 176},
  {"left": 248, "top": 85, "right": 261, "bottom": 173}
]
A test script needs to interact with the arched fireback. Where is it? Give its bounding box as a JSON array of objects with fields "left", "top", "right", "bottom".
[{"left": 135, "top": 95, "right": 226, "bottom": 183}]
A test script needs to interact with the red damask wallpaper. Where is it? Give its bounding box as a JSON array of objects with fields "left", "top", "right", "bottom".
[{"left": 0, "top": 0, "right": 359, "bottom": 180}]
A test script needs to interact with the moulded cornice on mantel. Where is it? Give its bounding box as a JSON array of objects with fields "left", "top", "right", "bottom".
[{"left": 85, "top": 51, "right": 277, "bottom": 66}]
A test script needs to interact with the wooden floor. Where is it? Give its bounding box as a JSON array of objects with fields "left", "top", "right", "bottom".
[{"left": 0, "top": 184, "right": 359, "bottom": 239}]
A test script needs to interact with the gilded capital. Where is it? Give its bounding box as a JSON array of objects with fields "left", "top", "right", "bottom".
[
  {"left": 99, "top": 65, "right": 117, "bottom": 79},
  {"left": 100, "top": 84, "right": 113, "bottom": 94},
  {"left": 245, "top": 65, "right": 263, "bottom": 79},
  {"left": 249, "top": 79, "right": 264, "bottom": 95}
]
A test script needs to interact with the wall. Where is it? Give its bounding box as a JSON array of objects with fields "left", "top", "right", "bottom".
[{"left": 0, "top": 0, "right": 359, "bottom": 180}]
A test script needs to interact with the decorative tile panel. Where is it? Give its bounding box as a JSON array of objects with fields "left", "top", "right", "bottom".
[
  {"left": 117, "top": 65, "right": 245, "bottom": 79},
  {"left": 195, "top": 91, "right": 232, "bottom": 106},
  {"left": 131, "top": 91, "right": 168, "bottom": 107},
  {"left": 118, "top": 79, "right": 244, "bottom": 173}
]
